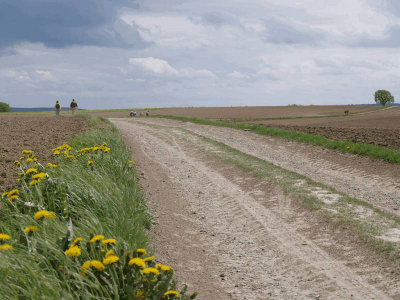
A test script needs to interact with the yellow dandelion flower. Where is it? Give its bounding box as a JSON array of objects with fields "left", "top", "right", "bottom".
[
  {"left": 136, "top": 248, "right": 147, "bottom": 256},
  {"left": 33, "top": 158, "right": 37, "bottom": 162},
  {"left": 16, "top": 178, "right": 21, "bottom": 182},
  {"left": 90, "top": 260, "right": 105, "bottom": 271},
  {"left": 101, "top": 238, "right": 116, "bottom": 245},
  {"left": 8, "top": 189, "right": 19, "bottom": 196},
  {"left": 53, "top": 150, "right": 60, "bottom": 155},
  {"left": 136, "top": 291, "right": 144, "bottom": 299},
  {"left": 140, "top": 267, "right": 159, "bottom": 275},
  {"left": 29, "top": 180, "right": 38, "bottom": 186},
  {"left": 71, "top": 237, "right": 83, "bottom": 247},
  {"left": 13, "top": 160, "right": 21, "bottom": 166},
  {"left": 32, "top": 173, "right": 47, "bottom": 180},
  {"left": 21, "top": 150, "right": 33, "bottom": 155},
  {"left": 46, "top": 163, "right": 57, "bottom": 168},
  {"left": 103, "top": 255, "right": 120, "bottom": 265},
  {"left": 24, "top": 225, "right": 38, "bottom": 234},
  {"left": 143, "top": 256, "right": 155, "bottom": 262},
  {"left": 129, "top": 160, "right": 134, "bottom": 164},
  {"left": 156, "top": 264, "right": 172, "bottom": 272},
  {"left": 26, "top": 168, "right": 38, "bottom": 175},
  {"left": 1, "top": 192, "right": 8, "bottom": 198},
  {"left": 25, "top": 158, "right": 33, "bottom": 163},
  {"left": 103, "top": 148, "right": 110, "bottom": 153},
  {"left": 66, "top": 155, "right": 74, "bottom": 159},
  {"left": 164, "top": 290, "right": 179, "bottom": 297},
  {"left": 0, "top": 244, "right": 13, "bottom": 251},
  {"left": 0, "top": 233, "right": 11, "bottom": 240},
  {"left": 128, "top": 257, "right": 146, "bottom": 268},
  {"left": 18, "top": 172, "right": 24, "bottom": 176},
  {"left": 65, "top": 246, "right": 81, "bottom": 258},
  {"left": 105, "top": 249, "right": 114, "bottom": 258},
  {"left": 160, "top": 265, "right": 172, "bottom": 272},
  {"left": 80, "top": 261, "right": 91, "bottom": 276},
  {"left": 8, "top": 195, "right": 18, "bottom": 201},
  {"left": 87, "top": 161, "right": 94, "bottom": 166},
  {"left": 90, "top": 235, "right": 104, "bottom": 243},
  {"left": 34, "top": 210, "right": 56, "bottom": 221}
]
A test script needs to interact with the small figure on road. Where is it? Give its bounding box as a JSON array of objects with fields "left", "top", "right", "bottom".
[
  {"left": 129, "top": 111, "right": 137, "bottom": 117},
  {"left": 55, "top": 101, "right": 61, "bottom": 116},
  {"left": 70, "top": 99, "right": 78, "bottom": 115},
  {"left": 146, "top": 111, "right": 149, "bottom": 116}
]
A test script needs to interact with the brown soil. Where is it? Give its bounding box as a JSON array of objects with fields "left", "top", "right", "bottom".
[
  {"left": 0, "top": 114, "right": 88, "bottom": 191},
  {"left": 94, "top": 105, "right": 378, "bottom": 119},
  {"left": 112, "top": 117, "right": 400, "bottom": 299},
  {"left": 250, "top": 107, "right": 400, "bottom": 150}
]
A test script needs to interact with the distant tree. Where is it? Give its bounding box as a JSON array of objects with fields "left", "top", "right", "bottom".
[
  {"left": 374, "top": 90, "right": 394, "bottom": 106},
  {"left": 0, "top": 102, "right": 11, "bottom": 112}
]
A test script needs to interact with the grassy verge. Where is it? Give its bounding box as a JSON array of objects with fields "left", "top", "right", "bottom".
[
  {"left": 0, "top": 121, "right": 196, "bottom": 299},
  {"left": 152, "top": 115, "right": 400, "bottom": 163}
]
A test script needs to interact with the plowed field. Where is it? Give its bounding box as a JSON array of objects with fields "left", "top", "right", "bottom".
[{"left": 0, "top": 115, "right": 88, "bottom": 190}]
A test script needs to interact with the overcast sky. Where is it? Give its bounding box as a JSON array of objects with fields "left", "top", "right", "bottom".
[{"left": 1, "top": 0, "right": 400, "bottom": 109}]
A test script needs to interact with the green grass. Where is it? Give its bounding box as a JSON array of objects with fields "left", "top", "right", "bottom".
[
  {"left": 152, "top": 115, "right": 400, "bottom": 163},
  {"left": 0, "top": 125, "right": 151, "bottom": 298}
]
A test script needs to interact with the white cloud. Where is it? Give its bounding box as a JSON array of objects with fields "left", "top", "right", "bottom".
[
  {"left": 122, "top": 14, "right": 210, "bottom": 48},
  {"left": 18, "top": 71, "right": 31, "bottom": 81},
  {"left": 228, "top": 71, "right": 250, "bottom": 79},
  {"left": 129, "top": 57, "right": 179, "bottom": 75},
  {"left": 129, "top": 57, "right": 215, "bottom": 78},
  {"left": 36, "top": 70, "right": 54, "bottom": 80}
]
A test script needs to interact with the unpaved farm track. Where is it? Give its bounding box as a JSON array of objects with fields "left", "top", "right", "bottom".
[{"left": 112, "top": 118, "right": 400, "bottom": 300}]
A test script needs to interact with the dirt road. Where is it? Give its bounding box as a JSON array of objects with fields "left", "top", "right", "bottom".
[{"left": 111, "top": 117, "right": 400, "bottom": 300}]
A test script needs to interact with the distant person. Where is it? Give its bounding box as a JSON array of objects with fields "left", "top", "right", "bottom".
[
  {"left": 146, "top": 111, "right": 149, "bottom": 116},
  {"left": 70, "top": 99, "right": 78, "bottom": 115},
  {"left": 54, "top": 101, "right": 61, "bottom": 116}
]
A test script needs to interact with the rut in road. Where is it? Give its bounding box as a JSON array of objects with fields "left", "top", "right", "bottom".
[{"left": 112, "top": 118, "right": 399, "bottom": 300}]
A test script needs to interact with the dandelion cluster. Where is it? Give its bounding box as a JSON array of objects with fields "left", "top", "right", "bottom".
[
  {"left": 0, "top": 142, "right": 196, "bottom": 299},
  {"left": 0, "top": 233, "right": 12, "bottom": 251}
]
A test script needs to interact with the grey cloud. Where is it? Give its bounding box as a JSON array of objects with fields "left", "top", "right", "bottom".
[
  {"left": 262, "top": 18, "right": 323, "bottom": 45},
  {"left": 351, "top": 25, "right": 400, "bottom": 48},
  {"left": 190, "top": 11, "right": 237, "bottom": 27},
  {"left": 0, "top": 0, "right": 148, "bottom": 48}
]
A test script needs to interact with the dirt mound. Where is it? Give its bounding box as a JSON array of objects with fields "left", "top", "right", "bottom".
[{"left": 0, "top": 115, "right": 88, "bottom": 191}]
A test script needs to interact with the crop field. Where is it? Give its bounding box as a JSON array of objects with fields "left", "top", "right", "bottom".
[{"left": 1, "top": 106, "right": 400, "bottom": 299}]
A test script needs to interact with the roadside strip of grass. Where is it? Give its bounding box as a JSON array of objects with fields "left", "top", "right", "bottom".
[
  {"left": 0, "top": 119, "right": 195, "bottom": 299},
  {"left": 151, "top": 114, "right": 400, "bottom": 163},
  {"left": 140, "top": 121, "right": 400, "bottom": 259}
]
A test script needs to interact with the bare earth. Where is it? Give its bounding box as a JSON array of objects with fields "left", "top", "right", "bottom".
[
  {"left": 112, "top": 117, "right": 400, "bottom": 300},
  {"left": 0, "top": 115, "right": 88, "bottom": 190}
]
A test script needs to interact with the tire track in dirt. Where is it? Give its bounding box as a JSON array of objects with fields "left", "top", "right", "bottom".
[
  {"left": 137, "top": 118, "right": 400, "bottom": 217},
  {"left": 112, "top": 118, "right": 399, "bottom": 299}
]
